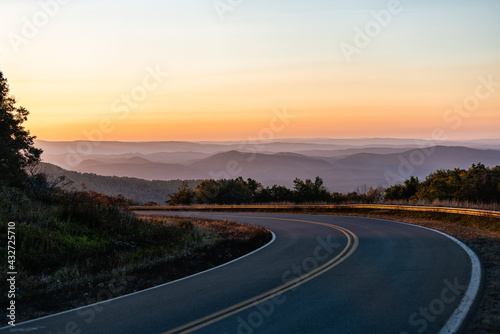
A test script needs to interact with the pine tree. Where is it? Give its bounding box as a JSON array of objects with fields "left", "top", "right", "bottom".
[{"left": 0, "top": 70, "right": 42, "bottom": 187}]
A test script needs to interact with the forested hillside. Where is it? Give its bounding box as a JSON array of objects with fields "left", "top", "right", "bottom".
[{"left": 35, "top": 163, "right": 201, "bottom": 204}]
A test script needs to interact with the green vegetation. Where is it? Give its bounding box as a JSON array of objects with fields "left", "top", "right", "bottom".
[
  {"left": 167, "top": 164, "right": 500, "bottom": 208},
  {"left": 1, "top": 185, "right": 196, "bottom": 274},
  {"left": 0, "top": 174, "right": 271, "bottom": 321},
  {"left": 167, "top": 176, "right": 384, "bottom": 205},
  {"left": 0, "top": 182, "right": 270, "bottom": 320},
  {"left": 35, "top": 162, "right": 202, "bottom": 205},
  {"left": 385, "top": 163, "right": 500, "bottom": 204}
]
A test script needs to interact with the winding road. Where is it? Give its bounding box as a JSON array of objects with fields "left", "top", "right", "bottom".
[{"left": 3, "top": 212, "right": 480, "bottom": 334}]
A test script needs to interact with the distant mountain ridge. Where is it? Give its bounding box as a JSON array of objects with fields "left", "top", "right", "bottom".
[
  {"left": 335, "top": 146, "right": 500, "bottom": 177},
  {"left": 34, "top": 137, "right": 500, "bottom": 196}
]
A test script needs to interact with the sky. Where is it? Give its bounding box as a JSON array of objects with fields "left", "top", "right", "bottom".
[{"left": 1, "top": 0, "right": 499, "bottom": 141}]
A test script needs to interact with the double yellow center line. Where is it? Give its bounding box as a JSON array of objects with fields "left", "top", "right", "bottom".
[{"left": 163, "top": 216, "right": 359, "bottom": 334}]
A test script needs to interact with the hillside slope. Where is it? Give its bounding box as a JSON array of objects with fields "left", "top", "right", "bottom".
[{"left": 35, "top": 163, "right": 201, "bottom": 204}]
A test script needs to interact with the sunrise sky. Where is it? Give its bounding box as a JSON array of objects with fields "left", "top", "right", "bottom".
[{"left": 1, "top": 0, "right": 499, "bottom": 141}]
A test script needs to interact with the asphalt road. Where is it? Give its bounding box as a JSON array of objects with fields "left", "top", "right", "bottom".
[{"left": 3, "top": 213, "right": 480, "bottom": 334}]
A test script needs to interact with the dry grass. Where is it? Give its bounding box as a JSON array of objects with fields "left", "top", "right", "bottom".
[
  {"left": 0, "top": 216, "right": 271, "bottom": 325},
  {"left": 385, "top": 199, "right": 500, "bottom": 211}
]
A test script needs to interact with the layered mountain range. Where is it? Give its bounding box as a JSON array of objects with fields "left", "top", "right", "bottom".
[{"left": 36, "top": 138, "right": 500, "bottom": 195}]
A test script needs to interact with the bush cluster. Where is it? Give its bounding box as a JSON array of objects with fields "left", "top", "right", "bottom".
[
  {"left": 167, "top": 176, "right": 385, "bottom": 205},
  {"left": 385, "top": 163, "right": 500, "bottom": 204},
  {"left": 0, "top": 176, "right": 199, "bottom": 276}
]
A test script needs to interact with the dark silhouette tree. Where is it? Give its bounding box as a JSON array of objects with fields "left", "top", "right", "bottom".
[
  {"left": 364, "top": 186, "right": 385, "bottom": 203},
  {"left": 246, "top": 178, "right": 264, "bottom": 202},
  {"left": 195, "top": 179, "right": 221, "bottom": 204},
  {"left": 384, "top": 176, "right": 420, "bottom": 201},
  {"left": 167, "top": 181, "right": 196, "bottom": 205},
  {"left": 0, "top": 70, "right": 42, "bottom": 188},
  {"left": 293, "top": 176, "right": 330, "bottom": 203},
  {"left": 218, "top": 178, "right": 252, "bottom": 204},
  {"left": 268, "top": 184, "right": 293, "bottom": 203}
]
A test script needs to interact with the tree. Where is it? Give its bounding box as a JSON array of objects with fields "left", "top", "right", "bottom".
[
  {"left": 460, "top": 163, "right": 489, "bottom": 203},
  {"left": 364, "top": 186, "right": 385, "bottom": 203},
  {"left": 246, "top": 178, "right": 264, "bottom": 202},
  {"left": 218, "top": 178, "right": 252, "bottom": 204},
  {"left": 293, "top": 176, "right": 330, "bottom": 203},
  {"left": 195, "top": 179, "right": 222, "bottom": 204},
  {"left": 268, "top": 184, "right": 293, "bottom": 203},
  {"left": 166, "top": 181, "right": 196, "bottom": 205},
  {"left": 0, "top": 70, "right": 42, "bottom": 187},
  {"left": 384, "top": 176, "right": 420, "bottom": 202}
]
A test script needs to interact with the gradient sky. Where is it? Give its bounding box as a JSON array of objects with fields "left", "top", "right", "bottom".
[{"left": 1, "top": 0, "right": 499, "bottom": 141}]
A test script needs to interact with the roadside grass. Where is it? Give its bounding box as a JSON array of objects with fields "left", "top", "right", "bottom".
[
  {"left": 385, "top": 199, "right": 500, "bottom": 212},
  {"left": 0, "top": 186, "right": 271, "bottom": 324},
  {"left": 136, "top": 205, "right": 500, "bottom": 234}
]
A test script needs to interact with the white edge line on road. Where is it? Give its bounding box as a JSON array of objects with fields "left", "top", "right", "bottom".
[
  {"left": 371, "top": 217, "right": 481, "bottom": 334},
  {"left": 2, "top": 231, "right": 277, "bottom": 330}
]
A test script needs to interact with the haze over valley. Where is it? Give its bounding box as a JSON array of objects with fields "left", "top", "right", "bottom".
[{"left": 36, "top": 138, "right": 500, "bottom": 202}]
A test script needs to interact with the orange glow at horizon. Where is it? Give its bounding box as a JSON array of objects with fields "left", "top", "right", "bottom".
[
  {"left": 16, "top": 63, "right": 500, "bottom": 142},
  {"left": 2, "top": 1, "right": 499, "bottom": 142}
]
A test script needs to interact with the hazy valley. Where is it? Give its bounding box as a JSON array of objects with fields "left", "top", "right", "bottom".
[{"left": 34, "top": 138, "right": 500, "bottom": 203}]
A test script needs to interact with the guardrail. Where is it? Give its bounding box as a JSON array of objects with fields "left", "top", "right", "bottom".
[
  {"left": 346, "top": 204, "right": 500, "bottom": 218},
  {"left": 131, "top": 204, "right": 500, "bottom": 218}
]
